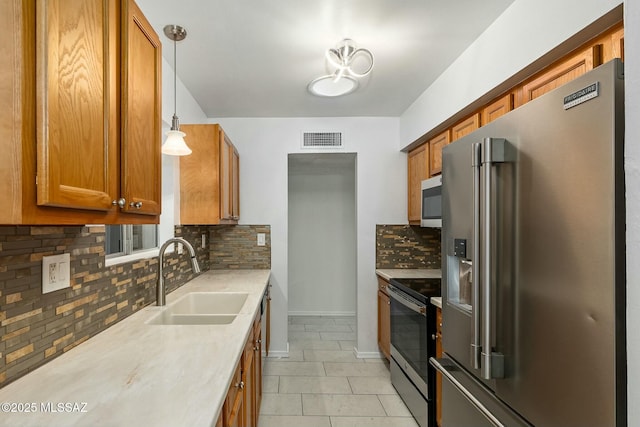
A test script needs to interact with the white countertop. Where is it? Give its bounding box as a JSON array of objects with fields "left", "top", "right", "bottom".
[
  {"left": 0, "top": 269, "right": 271, "bottom": 427},
  {"left": 375, "top": 268, "right": 441, "bottom": 281},
  {"left": 430, "top": 297, "right": 442, "bottom": 308}
]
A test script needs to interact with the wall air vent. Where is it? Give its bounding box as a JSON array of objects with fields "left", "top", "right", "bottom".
[{"left": 302, "top": 132, "right": 343, "bottom": 149}]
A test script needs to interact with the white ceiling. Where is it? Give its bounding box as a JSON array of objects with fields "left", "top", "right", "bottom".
[{"left": 136, "top": 0, "right": 516, "bottom": 118}]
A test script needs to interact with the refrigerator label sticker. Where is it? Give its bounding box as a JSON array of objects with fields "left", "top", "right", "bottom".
[{"left": 563, "top": 82, "right": 599, "bottom": 110}]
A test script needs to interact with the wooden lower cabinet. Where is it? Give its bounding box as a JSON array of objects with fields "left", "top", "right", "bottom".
[
  {"left": 242, "top": 326, "right": 255, "bottom": 427},
  {"left": 223, "top": 361, "right": 243, "bottom": 427},
  {"left": 253, "top": 316, "right": 263, "bottom": 418},
  {"left": 377, "top": 277, "right": 391, "bottom": 360},
  {"left": 222, "top": 310, "right": 263, "bottom": 427}
]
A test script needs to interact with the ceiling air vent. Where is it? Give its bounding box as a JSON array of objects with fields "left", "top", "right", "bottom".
[{"left": 302, "top": 132, "right": 343, "bottom": 149}]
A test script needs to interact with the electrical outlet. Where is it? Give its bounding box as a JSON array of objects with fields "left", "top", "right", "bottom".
[
  {"left": 257, "top": 233, "right": 266, "bottom": 246},
  {"left": 42, "top": 253, "right": 70, "bottom": 294}
]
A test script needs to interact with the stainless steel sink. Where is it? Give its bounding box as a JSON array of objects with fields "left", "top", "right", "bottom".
[{"left": 147, "top": 292, "right": 249, "bottom": 325}]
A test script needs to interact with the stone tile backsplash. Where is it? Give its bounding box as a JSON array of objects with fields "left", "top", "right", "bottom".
[
  {"left": 376, "top": 225, "right": 441, "bottom": 269},
  {"left": 0, "top": 223, "right": 266, "bottom": 387},
  {"left": 210, "top": 225, "right": 271, "bottom": 269}
]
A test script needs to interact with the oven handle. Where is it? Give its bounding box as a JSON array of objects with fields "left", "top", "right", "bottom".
[{"left": 387, "top": 285, "right": 426, "bottom": 316}]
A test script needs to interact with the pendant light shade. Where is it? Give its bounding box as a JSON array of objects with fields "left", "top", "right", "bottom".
[
  {"left": 162, "top": 129, "right": 191, "bottom": 156},
  {"left": 162, "top": 24, "right": 192, "bottom": 156}
]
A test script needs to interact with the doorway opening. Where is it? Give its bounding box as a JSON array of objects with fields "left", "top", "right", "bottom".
[{"left": 287, "top": 153, "right": 357, "bottom": 316}]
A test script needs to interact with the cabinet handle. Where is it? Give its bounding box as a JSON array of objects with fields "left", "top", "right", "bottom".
[
  {"left": 112, "top": 198, "right": 126, "bottom": 208},
  {"left": 130, "top": 201, "right": 143, "bottom": 209},
  {"left": 432, "top": 334, "right": 438, "bottom": 341},
  {"left": 236, "top": 381, "right": 244, "bottom": 390}
]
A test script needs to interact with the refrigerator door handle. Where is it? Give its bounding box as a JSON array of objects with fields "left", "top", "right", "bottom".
[
  {"left": 471, "top": 142, "right": 482, "bottom": 370},
  {"left": 430, "top": 357, "right": 505, "bottom": 427},
  {"left": 480, "top": 137, "right": 515, "bottom": 380}
]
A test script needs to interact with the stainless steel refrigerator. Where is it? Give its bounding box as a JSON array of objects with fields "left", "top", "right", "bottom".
[{"left": 431, "top": 58, "right": 626, "bottom": 427}]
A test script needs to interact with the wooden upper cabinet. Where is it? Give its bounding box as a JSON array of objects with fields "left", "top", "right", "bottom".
[
  {"left": 232, "top": 147, "right": 240, "bottom": 220},
  {"left": 429, "top": 130, "right": 451, "bottom": 176},
  {"left": 451, "top": 113, "right": 480, "bottom": 142},
  {"left": 482, "top": 93, "right": 513, "bottom": 126},
  {"left": 0, "top": 0, "right": 160, "bottom": 224},
  {"left": 179, "top": 124, "right": 240, "bottom": 225},
  {"left": 515, "top": 45, "right": 603, "bottom": 108},
  {"left": 602, "top": 25, "right": 624, "bottom": 63},
  {"left": 220, "top": 131, "right": 232, "bottom": 221},
  {"left": 407, "top": 144, "right": 429, "bottom": 223},
  {"left": 120, "top": 0, "right": 161, "bottom": 216},
  {"left": 36, "top": 0, "right": 118, "bottom": 212}
]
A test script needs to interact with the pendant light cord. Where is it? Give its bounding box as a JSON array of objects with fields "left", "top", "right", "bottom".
[{"left": 173, "top": 36, "right": 177, "bottom": 118}]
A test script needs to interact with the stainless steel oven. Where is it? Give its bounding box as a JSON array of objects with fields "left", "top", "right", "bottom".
[{"left": 388, "top": 278, "right": 440, "bottom": 427}]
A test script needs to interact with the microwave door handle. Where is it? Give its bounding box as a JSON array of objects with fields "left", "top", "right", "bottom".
[
  {"left": 388, "top": 286, "right": 426, "bottom": 316},
  {"left": 471, "top": 142, "right": 482, "bottom": 370}
]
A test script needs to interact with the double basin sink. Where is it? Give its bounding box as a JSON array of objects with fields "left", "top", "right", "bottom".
[{"left": 147, "top": 292, "right": 248, "bottom": 325}]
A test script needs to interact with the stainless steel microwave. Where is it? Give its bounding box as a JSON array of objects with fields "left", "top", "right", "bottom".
[{"left": 421, "top": 176, "right": 442, "bottom": 228}]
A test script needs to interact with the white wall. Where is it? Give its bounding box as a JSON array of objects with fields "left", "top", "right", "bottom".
[
  {"left": 624, "top": 0, "right": 640, "bottom": 423},
  {"left": 288, "top": 155, "right": 357, "bottom": 316},
  {"left": 399, "top": 0, "right": 622, "bottom": 148},
  {"left": 210, "top": 117, "right": 405, "bottom": 356},
  {"left": 159, "top": 57, "right": 208, "bottom": 243}
]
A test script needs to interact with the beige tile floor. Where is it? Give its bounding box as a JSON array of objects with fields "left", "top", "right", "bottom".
[{"left": 258, "top": 315, "right": 419, "bottom": 427}]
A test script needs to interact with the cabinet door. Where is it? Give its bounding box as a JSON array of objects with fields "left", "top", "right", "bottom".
[
  {"left": 224, "top": 361, "right": 243, "bottom": 427},
  {"left": 265, "top": 285, "right": 271, "bottom": 356},
  {"left": 220, "top": 130, "right": 232, "bottom": 220},
  {"left": 377, "top": 289, "right": 391, "bottom": 360},
  {"left": 407, "top": 144, "right": 428, "bottom": 223},
  {"left": 451, "top": 113, "right": 480, "bottom": 142},
  {"left": 120, "top": 0, "right": 161, "bottom": 215},
  {"left": 242, "top": 328, "right": 255, "bottom": 427},
  {"left": 179, "top": 124, "right": 222, "bottom": 224},
  {"left": 254, "top": 318, "right": 263, "bottom": 419},
  {"left": 36, "top": 0, "right": 118, "bottom": 211},
  {"left": 231, "top": 147, "right": 240, "bottom": 220},
  {"left": 516, "top": 45, "right": 602, "bottom": 107},
  {"left": 481, "top": 93, "right": 513, "bottom": 126},
  {"left": 428, "top": 130, "right": 450, "bottom": 176}
]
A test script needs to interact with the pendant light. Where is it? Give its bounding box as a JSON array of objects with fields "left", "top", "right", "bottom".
[{"left": 162, "top": 25, "right": 192, "bottom": 156}]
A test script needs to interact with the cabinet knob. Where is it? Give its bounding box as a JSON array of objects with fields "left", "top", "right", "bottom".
[
  {"left": 112, "top": 198, "right": 126, "bottom": 208},
  {"left": 237, "top": 381, "right": 244, "bottom": 389},
  {"left": 130, "top": 201, "right": 143, "bottom": 209}
]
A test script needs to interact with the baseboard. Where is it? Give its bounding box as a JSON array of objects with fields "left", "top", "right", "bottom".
[
  {"left": 265, "top": 342, "right": 289, "bottom": 359},
  {"left": 288, "top": 311, "right": 356, "bottom": 317},
  {"left": 353, "top": 348, "right": 385, "bottom": 359}
]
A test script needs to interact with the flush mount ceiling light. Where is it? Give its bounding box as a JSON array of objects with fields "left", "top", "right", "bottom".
[
  {"left": 308, "top": 38, "right": 374, "bottom": 97},
  {"left": 162, "top": 24, "right": 192, "bottom": 156}
]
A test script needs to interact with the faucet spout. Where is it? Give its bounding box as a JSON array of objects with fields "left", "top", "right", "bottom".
[{"left": 156, "top": 237, "right": 201, "bottom": 306}]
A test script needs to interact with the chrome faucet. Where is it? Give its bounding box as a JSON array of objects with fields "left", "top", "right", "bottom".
[{"left": 156, "top": 237, "right": 201, "bottom": 306}]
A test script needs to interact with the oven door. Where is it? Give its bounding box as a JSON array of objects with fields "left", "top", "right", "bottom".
[{"left": 388, "top": 284, "right": 430, "bottom": 398}]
